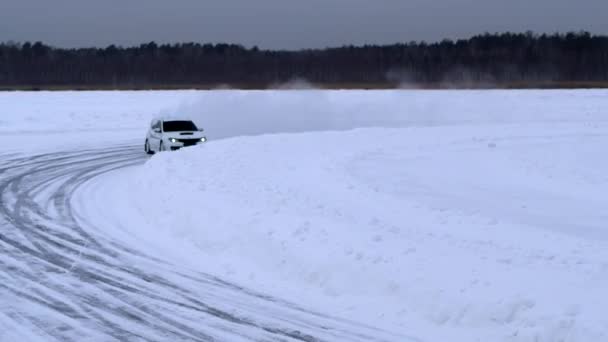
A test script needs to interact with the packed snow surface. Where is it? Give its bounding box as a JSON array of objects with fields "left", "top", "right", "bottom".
[{"left": 3, "top": 90, "right": 608, "bottom": 341}]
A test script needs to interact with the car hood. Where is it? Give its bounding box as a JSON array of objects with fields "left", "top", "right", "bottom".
[{"left": 165, "top": 131, "right": 205, "bottom": 139}]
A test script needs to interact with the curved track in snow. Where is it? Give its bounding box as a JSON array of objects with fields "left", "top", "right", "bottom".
[{"left": 0, "top": 146, "right": 412, "bottom": 342}]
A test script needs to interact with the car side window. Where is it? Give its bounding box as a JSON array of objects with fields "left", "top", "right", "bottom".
[{"left": 151, "top": 121, "right": 160, "bottom": 132}]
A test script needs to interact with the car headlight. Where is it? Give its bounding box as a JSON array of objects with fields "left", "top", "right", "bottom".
[
  {"left": 200, "top": 137, "right": 207, "bottom": 142},
  {"left": 169, "top": 138, "right": 178, "bottom": 143}
]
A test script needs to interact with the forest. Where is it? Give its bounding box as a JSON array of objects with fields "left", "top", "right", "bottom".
[{"left": 1, "top": 31, "right": 607, "bottom": 89}]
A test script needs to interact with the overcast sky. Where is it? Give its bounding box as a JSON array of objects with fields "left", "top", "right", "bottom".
[{"left": 1, "top": 0, "right": 607, "bottom": 49}]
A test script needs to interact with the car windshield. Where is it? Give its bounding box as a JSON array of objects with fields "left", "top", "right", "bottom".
[{"left": 163, "top": 120, "right": 198, "bottom": 132}]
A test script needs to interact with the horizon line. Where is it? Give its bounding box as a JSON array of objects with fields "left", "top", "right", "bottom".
[{"left": 1, "top": 30, "right": 604, "bottom": 52}]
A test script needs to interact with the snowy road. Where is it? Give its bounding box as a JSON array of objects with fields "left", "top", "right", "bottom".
[{"left": 0, "top": 146, "right": 410, "bottom": 342}]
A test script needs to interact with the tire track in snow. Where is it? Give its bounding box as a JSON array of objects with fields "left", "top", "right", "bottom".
[{"left": 0, "top": 148, "right": 415, "bottom": 342}]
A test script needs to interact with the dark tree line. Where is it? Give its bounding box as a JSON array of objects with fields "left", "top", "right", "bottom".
[{"left": 1, "top": 31, "right": 608, "bottom": 89}]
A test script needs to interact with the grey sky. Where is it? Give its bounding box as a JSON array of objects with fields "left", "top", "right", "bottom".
[{"left": 1, "top": 0, "right": 607, "bottom": 49}]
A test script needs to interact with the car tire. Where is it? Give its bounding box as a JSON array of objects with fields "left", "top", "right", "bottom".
[{"left": 145, "top": 140, "right": 154, "bottom": 155}]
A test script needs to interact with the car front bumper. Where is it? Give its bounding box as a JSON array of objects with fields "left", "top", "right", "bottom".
[{"left": 167, "top": 138, "right": 206, "bottom": 150}]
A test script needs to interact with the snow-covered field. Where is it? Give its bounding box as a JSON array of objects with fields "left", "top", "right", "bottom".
[{"left": 2, "top": 90, "right": 608, "bottom": 341}]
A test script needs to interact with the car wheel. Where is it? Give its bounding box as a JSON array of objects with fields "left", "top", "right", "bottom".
[{"left": 145, "top": 140, "right": 154, "bottom": 155}]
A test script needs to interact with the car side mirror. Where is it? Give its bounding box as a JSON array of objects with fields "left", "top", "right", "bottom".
[
  {"left": 199, "top": 128, "right": 204, "bottom": 132},
  {"left": 154, "top": 128, "right": 161, "bottom": 133}
]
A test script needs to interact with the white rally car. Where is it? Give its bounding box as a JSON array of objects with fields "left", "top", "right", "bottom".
[{"left": 145, "top": 119, "right": 207, "bottom": 154}]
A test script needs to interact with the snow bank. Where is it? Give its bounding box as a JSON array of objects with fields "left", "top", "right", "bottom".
[{"left": 99, "top": 121, "right": 608, "bottom": 341}]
